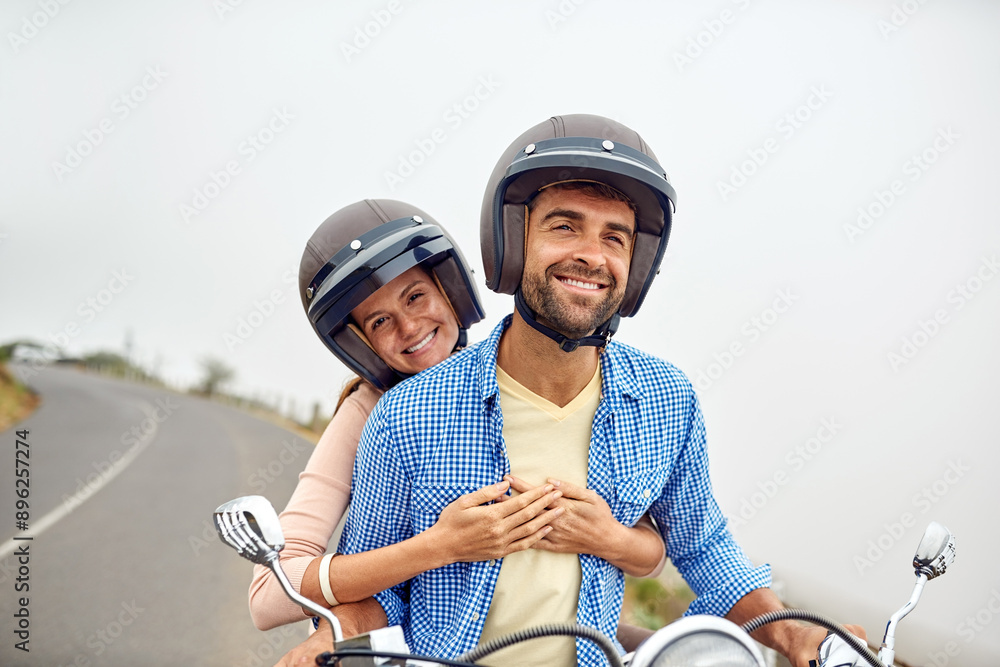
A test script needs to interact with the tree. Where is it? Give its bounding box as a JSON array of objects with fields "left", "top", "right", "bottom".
[{"left": 198, "top": 357, "right": 235, "bottom": 397}]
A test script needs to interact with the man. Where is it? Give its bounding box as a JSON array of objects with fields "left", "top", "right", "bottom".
[{"left": 277, "top": 115, "right": 862, "bottom": 666}]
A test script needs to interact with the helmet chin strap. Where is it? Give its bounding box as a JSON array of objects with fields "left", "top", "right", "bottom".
[{"left": 514, "top": 288, "right": 619, "bottom": 353}]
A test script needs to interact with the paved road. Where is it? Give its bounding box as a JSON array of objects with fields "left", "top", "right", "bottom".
[{"left": 0, "top": 364, "right": 318, "bottom": 666}]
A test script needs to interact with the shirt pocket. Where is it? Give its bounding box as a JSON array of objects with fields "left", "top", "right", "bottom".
[
  {"left": 411, "top": 482, "right": 480, "bottom": 534},
  {"left": 613, "top": 467, "right": 669, "bottom": 527}
]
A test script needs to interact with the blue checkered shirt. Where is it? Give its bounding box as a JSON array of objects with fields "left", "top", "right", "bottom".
[{"left": 339, "top": 316, "right": 771, "bottom": 665}]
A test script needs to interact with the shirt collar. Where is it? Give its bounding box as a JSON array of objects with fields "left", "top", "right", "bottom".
[
  {"left": 474, "top": 315, "right": 646, "bottom": 406},
  {"left": 474, "top": 315, "right": 510, "bottom": 403}
]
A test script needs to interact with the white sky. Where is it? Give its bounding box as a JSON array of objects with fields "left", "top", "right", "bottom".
[{"left": 2, "top": 0, "right": 999, "bottom": 661}]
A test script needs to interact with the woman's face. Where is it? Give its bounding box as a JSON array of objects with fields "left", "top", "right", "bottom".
[{"left": 350, "top": 265, "right": 460, "bottom": 376}]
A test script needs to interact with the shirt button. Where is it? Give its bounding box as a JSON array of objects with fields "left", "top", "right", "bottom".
[
  {"left": 488, "top": 559, "right": 496, "bottom": 567},
  {"left": 471, "top": 612, "right": 480, "bottom": 621},
  {"left": 643, "top": 489, "right": 651, "bottom": 499}
]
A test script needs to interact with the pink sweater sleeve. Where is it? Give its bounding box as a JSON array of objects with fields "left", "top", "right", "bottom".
[{"left": 247, "top": 382, "right": 381, "bottom": 630}]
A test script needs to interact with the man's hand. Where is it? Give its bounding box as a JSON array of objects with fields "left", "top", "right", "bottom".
[
  {"left": 273, "top": 599, "right": 388, "bottom": 667},
  {"left": 505, "top": 475, "right": 665, "bottom": 576},
  {"left": 786, "top": 624, "right": 869, "bottom": 667},
  {"left": 273, "top": 621, "right": 333, "bottom": 667},
  {"left": 428, "top": 479, "right": 564, "bottom": 562},
  {"left": 507, "top": 476, "right": 617, "bottom": 555},
  {"left": 726, "top": 588, "right": 869, "bottom": 667}
]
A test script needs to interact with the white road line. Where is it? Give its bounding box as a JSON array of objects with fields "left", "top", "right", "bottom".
[{"left": 0, "top": 399, "right": 160, "bottom": 561}]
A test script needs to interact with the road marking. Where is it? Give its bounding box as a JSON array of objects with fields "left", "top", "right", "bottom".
[{"left": 0, "top": 399, "right": 160, "bottom": 561}]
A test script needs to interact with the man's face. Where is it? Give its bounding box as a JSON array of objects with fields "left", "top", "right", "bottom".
[{"left": 521, "top": 187, "right": 635, "bottom": 339}]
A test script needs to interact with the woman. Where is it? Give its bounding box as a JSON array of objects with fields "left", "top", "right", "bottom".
[{"left": 248, "top": 199, "right": 665, "bottom": 638}]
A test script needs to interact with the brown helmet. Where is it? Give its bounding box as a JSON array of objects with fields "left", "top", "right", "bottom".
[
  {"left": 300, "top": 199, "right": 484, "bottom": 389},
  {"left": 480, "top": 114, "right": 676, "bottom": 320}
]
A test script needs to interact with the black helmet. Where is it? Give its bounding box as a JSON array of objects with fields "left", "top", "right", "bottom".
[
  {"left": 481, "top": 114, "right": 676, "bottom": 328},
  {"left": 300, "top": 199, "right": 484, "bottom": 390}
]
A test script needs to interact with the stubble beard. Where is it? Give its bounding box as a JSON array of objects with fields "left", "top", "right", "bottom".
[{"left": 521, "top": 264, "right": 623, "bottom": 339}]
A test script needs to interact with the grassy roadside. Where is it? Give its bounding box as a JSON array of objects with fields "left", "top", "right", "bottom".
[{"left": 0, "top": 362, "right": 40, "bottom": 432}]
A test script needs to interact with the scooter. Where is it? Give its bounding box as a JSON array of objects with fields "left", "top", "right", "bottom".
[{"left": 213, "top": 496, "right": 954, "bottom": 667}]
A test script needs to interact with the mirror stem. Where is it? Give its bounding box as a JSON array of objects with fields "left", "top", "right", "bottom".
[
  {"left": 264, "top": 551, "right": 345, "bottom": 642},
  {"left": 878, "top": 572, "right": 927, "bottom": 666}
]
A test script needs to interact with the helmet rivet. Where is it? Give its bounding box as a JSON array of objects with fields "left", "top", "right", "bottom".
[
  {"left": 602, "top": 140, "right": 615, "bottom": 151},
  {"left": 350, "top": 239, "right": 362, "bottom": 251},
  {"left": 412, "top": 215, "right": 423, "bottom": 223},
  {"left": 524, "top": 143, "right": 536, "bottom": 154},
  {"left": 306, "top": 286, "right": 314, "bottom": 299}
]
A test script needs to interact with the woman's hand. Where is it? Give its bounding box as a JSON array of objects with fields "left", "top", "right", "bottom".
[
  {"left": 427, "top": 480, "right": 564, "bottom": 563},
  {"left": 506, "top": 475, "right": 665, "bottom": 576}
]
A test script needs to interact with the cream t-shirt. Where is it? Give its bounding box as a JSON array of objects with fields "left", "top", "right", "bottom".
[{"left": 478, "top": 363, "right": 602, "bottom": 667}]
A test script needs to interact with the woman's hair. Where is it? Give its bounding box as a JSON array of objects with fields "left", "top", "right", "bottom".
[{"left": 334, "top": 376, "right": 366, "bottom": 414}]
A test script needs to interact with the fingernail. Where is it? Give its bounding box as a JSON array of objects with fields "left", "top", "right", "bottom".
[
  {"left": 551, "top": 491, "right": 563, "bottom": 500},
  {"left": 543, "top": 484, "right": 554, "bottom": 493},
  {"left": 549, "top": 479, "right": 561, "bottom": 487}
]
